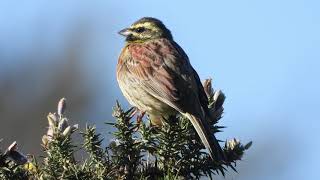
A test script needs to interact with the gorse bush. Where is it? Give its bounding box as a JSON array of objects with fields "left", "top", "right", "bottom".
[{"left": 0, "top": 79, "right": 251, "bottom": 180}]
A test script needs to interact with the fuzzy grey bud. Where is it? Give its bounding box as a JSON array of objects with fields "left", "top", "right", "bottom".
[
  {"left": 57, "top": 98, "right": 67, "bottom": 116},
  {"left": 226, "top": 138, "right": 240, "bottom": 150},
  {"left": 213, "top": 90, "right": 225, "bottom": 109},
  {"left": 203, "top": 78, "right": 214, "bottom": 98},
  {"left": 58, "top": 118, "right": 69, "bottom": 132},
  {"left": 62, "top": 126, "right": 71, "bottom": 137},
  {"left": 46, "top": 127, "right": 54, "bottom": 138},
  {"left": 47, "top": 113, "right": 58, "bottom": 128},
  {"left": 6, "top": 141, "right": 28, "bottom": 165},
  {"left": 71, "top": 124, "right": 79, "bottom": 132}
]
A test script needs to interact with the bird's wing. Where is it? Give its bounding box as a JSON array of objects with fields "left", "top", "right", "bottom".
[
  {"left": 121, "top": 38, "right": 206, "bottom": 115},
  {"left": 120, "top": 38, "right": 226, "bottom": 162},
  {"left": 172, "top": 41, "right": 209, "bottom": 112}
]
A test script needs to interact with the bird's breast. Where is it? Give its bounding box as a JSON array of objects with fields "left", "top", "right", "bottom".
[
  {"left": 117, "top": 66, "right": 174, "bottom": 116},
  {"left": 116, "top": 39, "right": 179, "bottom": 117}
]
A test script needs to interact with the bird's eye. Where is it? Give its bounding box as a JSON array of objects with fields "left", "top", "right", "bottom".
[{"left": 135, "top": 27, "right": 145, "bottom": 33}]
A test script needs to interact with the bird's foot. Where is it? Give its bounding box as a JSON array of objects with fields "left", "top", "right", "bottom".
[{"left": 132, "top": 108, "right": 145, "bottom": 131}]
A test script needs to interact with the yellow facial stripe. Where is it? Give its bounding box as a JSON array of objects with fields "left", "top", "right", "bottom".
[{"left": 131, "top": 22, "right": 158, "bottom": 31}]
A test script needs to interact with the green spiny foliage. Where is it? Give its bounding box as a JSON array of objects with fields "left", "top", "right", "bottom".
[
  {"left": 0, "top": 79, "right": 252, "bottom": 180},
  {"left": 81, "top": 125, "right": 110, "bottom": 179},
  {"left": 108, "top": 103, "right": 144, "bottom": 179}
]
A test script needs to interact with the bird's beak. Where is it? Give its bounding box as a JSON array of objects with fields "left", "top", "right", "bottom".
[{"left": 118, "top": 28, "right": 132, "bottom": 37}]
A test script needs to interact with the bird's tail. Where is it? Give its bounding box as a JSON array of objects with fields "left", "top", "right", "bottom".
[{"left": 185, "top": 113, "right": 226, "bottom": 163}]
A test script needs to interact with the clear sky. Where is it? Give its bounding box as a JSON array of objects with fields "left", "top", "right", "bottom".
[{"left": 0, "top": 0, "right": 319, "bottom": 179}]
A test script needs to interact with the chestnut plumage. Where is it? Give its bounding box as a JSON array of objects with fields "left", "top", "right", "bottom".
[{"left": 117, "top": 17, "right": 225, "bottom": 162}]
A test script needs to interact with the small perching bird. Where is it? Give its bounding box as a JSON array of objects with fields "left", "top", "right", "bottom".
[{"left": 116, "top": 17, "right": 225, "bottom": 162}]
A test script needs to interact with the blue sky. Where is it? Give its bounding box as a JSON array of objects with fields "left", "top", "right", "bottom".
[{"left": 0, "top": 0, "right": 319, "bottom": 179}]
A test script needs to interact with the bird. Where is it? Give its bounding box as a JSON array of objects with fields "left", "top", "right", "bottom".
[{"left": 116, "top": 17, "right": 225, "bottom": 162}]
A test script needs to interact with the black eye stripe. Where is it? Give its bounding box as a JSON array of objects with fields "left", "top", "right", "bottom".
[{"left": 135, "top": 27, "right": 146, "bottom": 33}]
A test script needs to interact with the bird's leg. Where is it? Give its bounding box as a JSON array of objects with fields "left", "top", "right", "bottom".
[
  {"left": 129, "top": 107, "right": 139, "bottom": 119},
  {"left": 131, "top": 107, "right": 145, "bottom": 131},
  {"left": 136, "top": 111, "right": 146, "bottom": 126}
]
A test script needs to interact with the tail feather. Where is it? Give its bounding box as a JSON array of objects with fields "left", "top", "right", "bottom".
[{"left": 184, "top": 113, "right": 226, "bottom": 163}]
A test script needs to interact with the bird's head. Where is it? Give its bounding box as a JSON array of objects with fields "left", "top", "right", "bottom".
[{"left": 119, "top": 17, "right": 173, "bottom": 43}]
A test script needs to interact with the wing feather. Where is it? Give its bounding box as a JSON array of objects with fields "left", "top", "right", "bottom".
[{"left": 123, "top": 38, "right": 205, "bottom": 114}]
